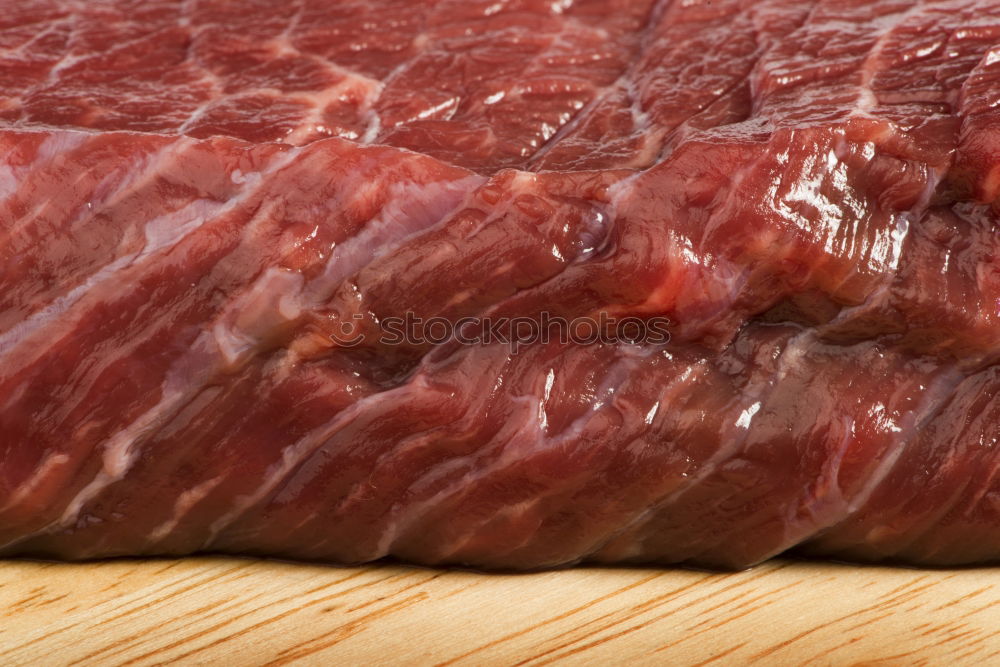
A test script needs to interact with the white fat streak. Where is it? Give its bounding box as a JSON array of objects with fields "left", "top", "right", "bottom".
[
  {"left": 0, "top": 248, "right": 118, "bottom": 358},
  {"left": 0, "top": 16, "right": 70, "bottom": 59},
  {"left": 56, "top": 378, "right": 199, "bottom": 528},
  {"left": 177, "top": 0, "right": 196, "bottom": 26},
  {"left": 851, "top": 3, "right": 927, "bottom": 119},
  {"left": 275, "top": 0, "right": 307, "bottom": 43},
  {"left": 0, "top": 140, "right": 291, "bottom": 376},
  {"left": 268, "top": 33, "right": 383, "bottom": 91},
  {"left": 361, "top": 111, "right": 382, "bottom": 144},
  {"left": 78, "top": 136, "right": 187, "bottom": 217},
  {"left": 284, "top": 75, "right": 383, "bottom": 145},
  {"left": 142, "top": 197, "right": 226, "bottom": 256},
  {"left": 149, "top": 475, "right": 225, "bottom": 543},
  {"left": 0, "top": 164, "right": 18, "bottom": 202},
  {"left": 203, "top": 378, "right": 423, "bottom": 545},
  {"left": 526, "top": 8, "right": 668, "bottom": 170},
  {"left": 212, "top": 267, "right": 305, "bottom": 369},
  {"left": 307, "top": 174, "right": 484, "bottom": 300},
  {"left": 0, "top": 136, "right": 184, "bottom": 352},
  {"left": 0, "top": 197, "right": 222, "bottom": 375},
  {"left": 176, "top": 73, "right": 225, "bottom": 135},
  {"left": 0, "top": 131, "right": 91, "bottom": 238},
  {"left": 54, "top": 328, "right": 248, "bottom": 531},
  {"left": 258, "top": 31, "right": 384, "bottom": 146},
  {"left": 4, "top": 131, "right": 84, "bottom": 190},
  {"left": 0, "top": 452, "right": 70, "bottom": 513},
  {"left": 355, "top": 24, "right": 435, "bottom": 146}
]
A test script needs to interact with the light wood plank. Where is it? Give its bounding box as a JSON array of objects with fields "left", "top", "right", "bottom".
[{"left": 0, "top": 558, "right": 997, "bottom": 665}]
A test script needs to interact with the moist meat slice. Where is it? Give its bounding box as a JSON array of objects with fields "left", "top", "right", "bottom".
[{"left": 3, "top": 0, "right": 1000, "bottom": 570}]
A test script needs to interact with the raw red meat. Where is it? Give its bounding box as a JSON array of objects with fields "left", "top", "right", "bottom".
[{"left": 1, "top": 0, "right": 1000, "bottom": 569}]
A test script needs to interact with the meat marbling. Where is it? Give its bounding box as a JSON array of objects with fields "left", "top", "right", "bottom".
[{"left": 1, "top": 0, "right": 1000, "bottom": 569}]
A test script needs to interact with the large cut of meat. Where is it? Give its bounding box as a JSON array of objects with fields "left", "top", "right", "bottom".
[{"left": 2, "top": 0, "right": 1000, "bottom": 570}]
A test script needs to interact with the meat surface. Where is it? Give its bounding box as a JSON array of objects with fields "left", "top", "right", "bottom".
[{"left": 1, "top": 0, "right": 1000, "bottom": 569}]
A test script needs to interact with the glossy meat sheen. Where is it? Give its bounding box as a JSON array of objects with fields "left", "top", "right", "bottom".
[{"left": 1, "top": 0, "right": 1000, "bottom": 570}]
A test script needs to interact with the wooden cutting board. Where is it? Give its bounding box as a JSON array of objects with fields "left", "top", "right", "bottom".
[{"left": 0, "top": 558, "right": 997, "bottom": 665}]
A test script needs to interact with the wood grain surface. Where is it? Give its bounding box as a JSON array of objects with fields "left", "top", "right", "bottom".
[{"left": 0, "top": 558, "right": 997, "bottom": 665}]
